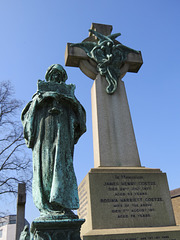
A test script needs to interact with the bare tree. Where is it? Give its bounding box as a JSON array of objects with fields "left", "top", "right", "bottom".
[{"left": 0, "top": 81, "right": 32, "bottom": 197}]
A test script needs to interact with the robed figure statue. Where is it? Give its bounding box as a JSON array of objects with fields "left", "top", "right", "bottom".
[{"left": 21, "top": 64, "right": 86, "bottom": 219}]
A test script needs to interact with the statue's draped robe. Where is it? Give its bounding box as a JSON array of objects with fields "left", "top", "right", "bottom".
[{"left": 21, "top": 82, "right": 86, "bottom": 212}]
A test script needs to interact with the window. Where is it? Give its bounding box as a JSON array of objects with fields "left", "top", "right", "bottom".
[{"left": 9, "top": 219, "right": 16, "bottom": 224}]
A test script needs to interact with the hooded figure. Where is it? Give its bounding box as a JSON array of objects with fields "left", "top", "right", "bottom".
[{"left": 21, "top": 64, "right": 86, "bottom": 217}]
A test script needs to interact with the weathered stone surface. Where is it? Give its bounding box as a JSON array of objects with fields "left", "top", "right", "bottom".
[
  {"left": 92, "top": 75, "right": 141, "bottom": 167},
  {"left": 16, "top": 183, "right": 26, "bottom": 240},
  {"left": 82, "top": 226, "right": 180, "bottom": 240},
  {"left": 65, "top": 23, "right": 180, "bottom": 240},
  {"left": 65, "top": 23, "right": 142, "bottom": 167},
  {"left": 78, "top": 167, "right": 175, "bottom": 235},
  {"left": 89, "top": 23, "right": 113, "bottom": 37}
]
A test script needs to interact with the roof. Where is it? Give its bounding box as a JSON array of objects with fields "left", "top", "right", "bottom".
[{"left": 170, "top": 188, "right": 180, "bottom": 199}]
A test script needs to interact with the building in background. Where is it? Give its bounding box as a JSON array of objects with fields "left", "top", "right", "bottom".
[
  {"left": 171, "top": 188, "right": 180, "bottom": 225},
  {"left": 0, "top": 215, "right": 29, "bottom": 240}
]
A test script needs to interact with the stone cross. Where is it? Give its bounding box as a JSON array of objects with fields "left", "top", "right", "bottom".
[
  {"left": 65, "top": 23, "right": 143, "bottom": 167},
  {"left": 16, "top": 183, "right": 26, "bottom": 240}
]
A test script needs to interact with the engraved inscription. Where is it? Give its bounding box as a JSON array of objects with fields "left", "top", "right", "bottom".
[
  {"left": 97, "top": 174, "right": 167, "bottom": 221},
  {"left": 78, "top": 180, "right": 88, "bottom": 219},
  {"left": 79, "top": 172, "right": 174, "bottom": 228}
]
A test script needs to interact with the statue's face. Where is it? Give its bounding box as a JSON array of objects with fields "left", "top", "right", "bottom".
[{"left": 50, "top": 70, "right": 63, "bottom": 83}]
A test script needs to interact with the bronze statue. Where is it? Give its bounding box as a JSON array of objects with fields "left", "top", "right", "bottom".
[{"left": 21, "top": 64, "right": 86, "bottom": 219}]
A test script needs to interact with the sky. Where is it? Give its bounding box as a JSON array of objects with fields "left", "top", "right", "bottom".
[{"left": 0, "top": 0, "right": 180, "bottom": 224}]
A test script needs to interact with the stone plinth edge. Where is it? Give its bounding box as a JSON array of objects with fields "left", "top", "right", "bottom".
[
  {"left": 82, "top": 226, "right": 180, "bottom": 240},
  {"left": 89, "top": 167, "right": 162, "bottom": 174}
]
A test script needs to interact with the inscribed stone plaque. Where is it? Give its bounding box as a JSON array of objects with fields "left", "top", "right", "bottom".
[{"left": 78, "top": 168, "right": 175, "bottom": 235}]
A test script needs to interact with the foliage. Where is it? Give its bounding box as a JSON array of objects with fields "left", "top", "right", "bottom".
[{"left": 0, "top": 81, "right": 32, "bottom": 197}]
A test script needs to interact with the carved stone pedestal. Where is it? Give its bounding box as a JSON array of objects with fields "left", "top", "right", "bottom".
[
  {"left": 78, "top": 167, "right": 180, "bottom": 240},
  {"left": 31, "top": 218, "right": 85, "bottom": 240}
]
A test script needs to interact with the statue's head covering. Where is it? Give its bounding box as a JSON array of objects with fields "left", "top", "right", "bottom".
[{"left": 45, "top": 64, "right": 68, "bottom": 82}]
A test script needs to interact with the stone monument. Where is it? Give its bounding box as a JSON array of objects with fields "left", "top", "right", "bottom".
[
  {"left": 16, "top": 183, "right": 26, "bottom": 240},
  {"left": 65, "top": 23, "right": 180, "bottom": 240},
  {"left": 21, "top": 64, "right": 86, "bottom": 240}
]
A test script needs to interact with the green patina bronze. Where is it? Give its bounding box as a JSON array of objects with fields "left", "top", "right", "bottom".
[
  {"left": 19, "top": 225, "right": 30, "bottom": 240},
  {"left": 71, "top": 29, "right": 139, "bottom": 94},
  {"left": 21, "top": 64, "right": 86, "bottom": 220}
]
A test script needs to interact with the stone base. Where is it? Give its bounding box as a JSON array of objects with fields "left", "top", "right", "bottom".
[
  {"left": 78, "top": 167, "right": 176, "bottom": 235},
  {"left": 31, "top": 218, "right": 85, "bottom": 240},
  {"left": 82, "top": 226, "right": 180, "bottom": 240}
]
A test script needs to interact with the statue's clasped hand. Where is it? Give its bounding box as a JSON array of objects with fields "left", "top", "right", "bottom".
[{"left": 48, "top": 107, "right": 62, "bottom": 115}]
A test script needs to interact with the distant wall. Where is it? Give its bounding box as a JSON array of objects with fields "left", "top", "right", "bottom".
[
  {"left": 171, "top": 188, "right": 180, "bottom": 225},
  {"left": 0, "top": 225, "right": 7, "bottom": 240},
  {"left": 0, "top": 215, "right": 29, "bottom": 240},
  {"left": 6, "top": 224, "right": 16, "bottom": 240}
]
